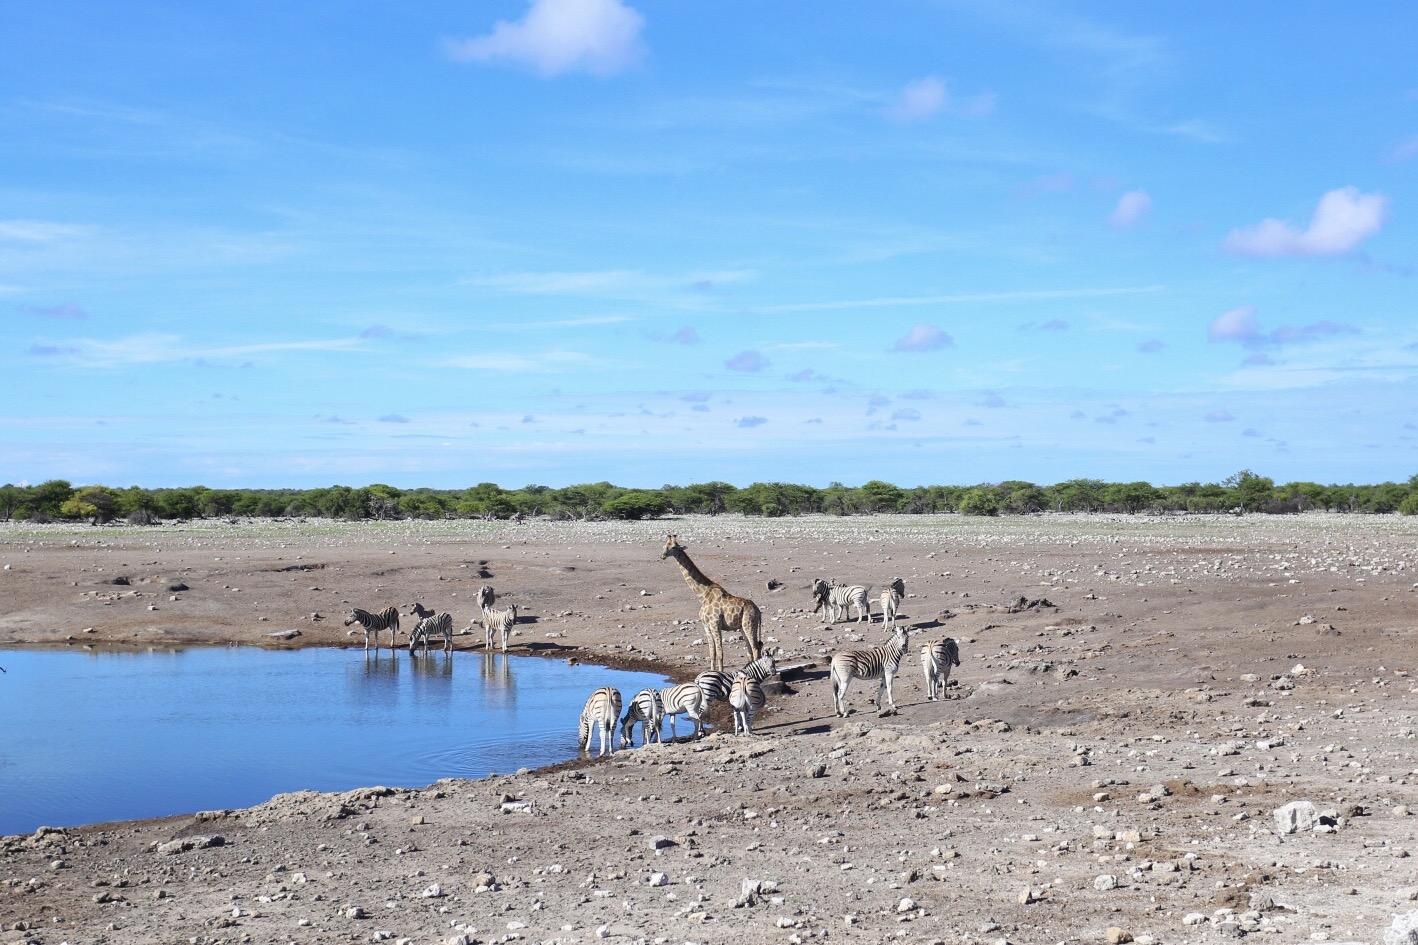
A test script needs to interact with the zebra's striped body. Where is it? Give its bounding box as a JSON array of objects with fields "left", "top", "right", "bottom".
[
  {"left": 620, "top": 687, "right": 663, "bottom": 749},
  {"left": 880, "top": 578, "right": 905, "bottom": 627},
  {"left": 728, "top": 673, "right": 766, "bottom": 735},
  {"left": 830, "top": 625, "right": 911, "bottom": 718},
  {"left": 481, "top": 602, "right": 518, "bottom": 652},
  {"left": 579, "top": 686, "right": 622, "bottom": 756},
  {"left": 344, "top": 606, "right": 400, "bottom": 652},
  {"left": 921, "top": 637, "right": 961, "bottom": 701},
  {"left": 694, "top": 649, "right": 779, "bottom": 706},
  {"left": 409, "top": 612, "right": 453, "bottom": 654},
  {"left": 811, "top": 578, "right": 871, "bottom": 623},
  {"left": 658, "top": 681, "right": 706, "bottom": 740}
]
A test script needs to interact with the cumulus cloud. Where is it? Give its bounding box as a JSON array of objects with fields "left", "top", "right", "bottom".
[
  {"left": 680, "top": 391, "right": 710, "bottom": 403},
  {"left": 982, "top": 392, "right": 1005, "bottom": 408},
  {"left": 1137, "top": 339, "right": 1165, "bottom": 353},
  {"left": 667, "top": 326, "right": 699, "bottom": 345},
  {"left": 1204, "top": 410, "right": 1234, "bottom": 422},
  {"left": 1223, "top": 186, "right": 1388, "bottom": 257},
  {"left": 888, "top": 77, "right": 948, "bottom": 122},
  {"left": 445, "top": 0, "right": 645, "bottom": 78},
  {"left": 1109, "top": 190, "right": 1152, "bottom": 228},
  {"left": 23, "top": 302, "right": 88, "bottom": 319},
  {"left": 735, "top": 416, "right": 767, "bottom": 428},
  {"left": 889, "top": 407, "right": 920, "bottom": 422},
  {"left": 891, "top": 323, "right": 954, "bottom": 352},
  {"left": 725, "top": 350, "right": 769, "bottom": 372},
  {"left": 1242, "top": 428, "right": 1262, "bottom": 437},
  {"left": 360, "top": 324, "right": 393, "bottom": 339},
  {"left": 1242, "top": 352, "right": 1276, "bottom": 367},
  {"left": 1208, "top": 305, "right": 1359, "bottom": 350}
]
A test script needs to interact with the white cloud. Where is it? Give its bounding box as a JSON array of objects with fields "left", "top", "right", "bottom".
[
  {"left": 888, "top": 77, "right": 948, "bottom": 122},
  {"left": 0, "top": 219, "right": 88, "bottom": 242},
  {"left": 1207, "top": 305, "right": 1260, "bottom": 343},
  {"left": 1223, "top": 186, "right": 1388, "bottom": 257},
  {"left": 1109, "top": 190, "right": 1152, "bottom": 228},
  {"left": 445, "top": 0, "right": 645, "bottom": 78},
  {"left": 892, "top": 323, "right": 954, "bottom": 353}
]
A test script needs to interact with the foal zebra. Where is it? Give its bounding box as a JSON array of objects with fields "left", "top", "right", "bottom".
[
  {"left": 619, "top": 687, "right": 663, "bottom": 748},
  {"left": 658, "top": 681, "right": 706, "bottom": 740},
  {"left": 811, "top": 578, "right": 871, "bottom": 623},
  {"left": 880, "top": 577, "right": 906, "bottom": 627},
  {"left": 921, "top": 637, "right": 961, "bottom": 701},
  {"left": 579, "top": 686, "right": 622, "bottom": 756},
  {"left": 830, "top": 624, "right": 911, "bottom": 718},
  {"left": 694, "top": 649, "right": 780, "bottom": 706},
  {"left": 344, "top": 606, "right": 400, "bottom": 652},
  {"left": 480, "top": 602, "right": 518, "bottom": 652},
  {"left": 409, "top": 611, "right": 454, "bottom": 654},
  {"left": 728, "top": 673, "right": 766, "bottom": 735}
]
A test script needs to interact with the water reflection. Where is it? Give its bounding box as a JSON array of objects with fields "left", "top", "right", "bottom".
[{"left": 0, "top": 646, "right": 668, "bottom": 836}]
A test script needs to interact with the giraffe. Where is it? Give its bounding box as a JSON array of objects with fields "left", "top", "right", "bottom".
[{"left": 661, "top": 534, "right": 763, "bottom": 671}]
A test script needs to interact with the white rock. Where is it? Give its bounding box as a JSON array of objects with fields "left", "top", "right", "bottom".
[
  {"left": 1183, "top": 913, "right": 1207, "bottom": 926},
  {"left": 1387, "top": 910, "right": 1418, "bottom": 945},
  {"left": 1274, "top": 800, "right": 1320, "bottom": 834},
  {"left": 1094, "top": 874, "right": 1119, "bottom": 891}
]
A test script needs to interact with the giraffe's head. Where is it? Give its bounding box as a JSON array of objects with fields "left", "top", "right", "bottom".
[{"left": 661, "top": 534, "right": 682, "bottom": 559}]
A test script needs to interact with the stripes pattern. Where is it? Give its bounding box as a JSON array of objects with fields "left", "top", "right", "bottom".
[
  {"left": 481, "top": 602, "right": 518, "bottom": 652},
  {"left": 694, "top": 649, "right": 779, "bottom": 707},
  {"left": 830, "top": 625, "right": 912, "bottom": 718},
  {"left": 579, "top": 686, "right": 622, "bottom": 757},
  {"left": 343, "top": 606, "right": 400, "bottom": 652},
  {"left": 880, "top": 577, "right": 906, "bottom": 627},
  {"left": 921, "top": 637, "right": 961, "bottom": 701},
  {"left": 811, "top": 578, "right": 871, "bottom": 623},
  {"left": 409, "top": 612, "right": 453, "bottom": 654},
  {"left": 658, "top": 681, "right": 706, "bottom": 740},
  {"left": 728, "top": 673, "right": 766, "bottom": 735},
  {"left": 619, "top": 687, "right": 663, "bottom": 749}
]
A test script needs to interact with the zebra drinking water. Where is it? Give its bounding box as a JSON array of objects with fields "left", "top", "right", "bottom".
[
  {"left": 409, "top": 612, "right": 453, "bottom": 654},
  {"left": 620, "top": 688, "right": 664, "bottom": 749},
  {"left": 658, "top": 681, "right": 707, "bottom": 740},
  {"left": 343, "top": 606, "right": 400, "bottom": 652},
  {"left": 830, "top": 624, "right": 911, "bottom": 718},
  {"left": 579, "top": 686, "right": 622, "bottom": 757},
  {"left": 921, "top": 638, "right": 961, "bottom": 701}
]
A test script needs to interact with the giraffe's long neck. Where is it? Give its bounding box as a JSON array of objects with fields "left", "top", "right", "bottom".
[{"left": 670, "top": 548, "right": 717, "bottom": 601}]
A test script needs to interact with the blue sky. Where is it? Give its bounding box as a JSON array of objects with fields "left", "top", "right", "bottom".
[{"left": 3, "top": 1, "right": 1417, "bottom": 490}]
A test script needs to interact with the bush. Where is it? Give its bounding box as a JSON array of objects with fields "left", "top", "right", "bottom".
[
  {"left": 1399, "top": 493, "right": 1418, "bottom": 516},
  {"left": 958, "top": 488, "right": 1000, "bottom": 516}
]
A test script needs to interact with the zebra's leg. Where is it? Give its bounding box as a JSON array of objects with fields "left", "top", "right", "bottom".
[
  {"left": 831, "top": 667, "right": 850, "bottom": 718},
  {"left": 882, "top": 667, "right": 899, "bottom": 714}
]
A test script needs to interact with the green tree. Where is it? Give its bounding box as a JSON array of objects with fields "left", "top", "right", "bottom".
[
  {"left": 602, "top": 491, "right": 670, "bottom": 520},
  {"left": 1225, "top": 470, "right": 1276, "bottom": 512},
  {"left": 855, "top": 480, "right": 905, "bottom": 513},
  {"left": 0, "top": 484, "right": 28, "bottom": 522},
  {"left": 957, "top": 487, "right": 1000, "bottom": 516},
  {"left": 1105, "top": 481, "right": 1160, "bottom": 514},
  {"left": 28, "top": 479, "right": 74, "bottom": 519}
]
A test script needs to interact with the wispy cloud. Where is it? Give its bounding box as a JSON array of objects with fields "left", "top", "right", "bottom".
[
  {"left": 735, "top": 415, "right": 767, "bottom": 428},
  {"left": 761, "top": 284, "right": 1164, "bottom": 314},
  {"left": 22, "top": 302, "right": 89, "bottom": 319},
  {"left": 1109, "top": 190, "right": 1152, "bottom": 228},
  {"left": 1384, "top": 135, "right": 1418, "bottom": 164},
  {"left": 445, "top": 350, "right": 598, "bottom": 371},
  {"left": 892, "top": 323, "right": 954, "bottom": 352},
  {"left": 1137, "top": 339, "right": 1165, "bottom": 353},
  {"left": 444, "top": 0, "right": 645, "bottom": 78},
  {"left": 0, "top": 219, "right": 88, "bottom": 242},
  {"left": 1204, "top": 410, "right": 1234, "bottom": 422},
  {"left": 664, "top": 326, "right": 699, "bottom": 345},
  {"left": 891, "top": 407, "right": 921, "bottom": 421},
  {"left": 888, "top": 77, "right": 948, "bottom": 122},
  {"left": 1223, "top": 186, "right": 1388, "bottom": 257},
  {"left": 26, "top": 333, "right": 363, "bottom": 368},
  {"left": 378, "top": 414, "right": 409, "bottom": 424}
]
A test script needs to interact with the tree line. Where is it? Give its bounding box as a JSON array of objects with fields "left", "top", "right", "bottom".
[{"left": 4, "top": 471, "right": 1418, "bottom": 525}]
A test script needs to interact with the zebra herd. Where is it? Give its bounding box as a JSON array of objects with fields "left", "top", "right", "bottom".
[
  {"left": 811, "top": 576, "right": 906, "bottom": 626},
  {"left": 577, "top": 650, "right": 780, "bottom": 756},
  {"left": 343, "top": 584, "right": 517, "bottom": 654}
]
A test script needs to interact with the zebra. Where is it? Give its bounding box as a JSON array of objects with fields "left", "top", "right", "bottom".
[
  {"left": 619, "top": 687, "right": 663, "bottom": 749},
  {"left": 579, "top": 686, "right": 622, "bottom": 757},
  {"left": 480, "top": 602, "right": 518, "bottom": 652},
  {"left": 880, "top": 577, "right": 906, "bottom": 627},
  {"left": 409, "top": 612, "right": 453, "bottom": 654},
  {"left": 811, "top": 578, "right": 871, "bottom": 623},
  {"left": 344, "top": 606, "right": 400, "bottom": 652},
  {"left": 658, "top": 681, "right": 706, "bottom": 740},
  {"left": 409, "top": 601, "right": 437, "bottom": 621},
  {"left": 695, "top": 648, "right": 780, "bottom": 706},
  {"left": 728, "top": 672, "right": 766, "bottom": 735},
  {"left": 922, "top": 637, "right": 961, "bottom": 701},
  {"left": 830, "top": 624, "right": 911, "bottom": 718},
  {"left": 476, "top": 585, "right": 496, "bottom": 611}
]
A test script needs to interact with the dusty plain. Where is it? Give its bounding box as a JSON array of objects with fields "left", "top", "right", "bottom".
[{"left": 1, "top": 513, "right": 1416, "bottom": 945}]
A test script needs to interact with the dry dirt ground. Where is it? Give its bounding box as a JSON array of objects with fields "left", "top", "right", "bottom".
[{"left": 2, "top": 513, "right": 1417, "bottom": 945}]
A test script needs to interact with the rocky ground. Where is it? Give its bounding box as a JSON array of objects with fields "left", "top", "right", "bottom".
[{"left": 1, "top": 513, "right": 1417, "bottom": 945}]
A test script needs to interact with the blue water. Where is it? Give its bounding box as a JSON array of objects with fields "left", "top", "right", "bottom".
[{"left": 0, "top": 647, "right": 669, "bottom": 836}]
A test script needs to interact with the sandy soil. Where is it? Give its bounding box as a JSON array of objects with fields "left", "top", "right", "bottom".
[{"left": 2, "top": 513, "right": 1417, "bottom": 945}]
